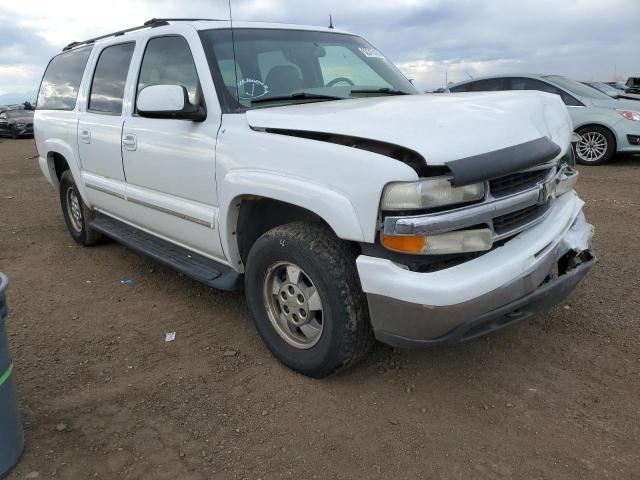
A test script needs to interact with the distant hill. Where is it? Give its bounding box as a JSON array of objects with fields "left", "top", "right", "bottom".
[{"left": 0, "top": 90, "right": 38, "bottom": 105}]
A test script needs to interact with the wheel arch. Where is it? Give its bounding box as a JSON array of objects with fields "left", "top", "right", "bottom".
[
  {"left": 574, "top": 123, "right": 618, "bottom": 151},
  {"left": 220, "top": 171, "right": 366, "bottom": 271}
]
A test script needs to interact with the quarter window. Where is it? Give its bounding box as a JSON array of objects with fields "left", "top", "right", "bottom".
[
  {"left": 88, "top": 42, "right": 135, "bottom": 114},
  {"left": 137, "top": 36, "right": 200, "bottom": 107},
  {"left": 37, "top": 46, "right": 92, "bottom": 111}
]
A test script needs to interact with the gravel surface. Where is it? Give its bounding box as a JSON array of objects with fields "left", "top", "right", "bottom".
[{"left": 1, "top": 138, "right": 639, "bottom": 479}]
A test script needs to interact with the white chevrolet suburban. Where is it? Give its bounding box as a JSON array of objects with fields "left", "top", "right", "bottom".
[{"left": 35, "top": 19, "right": 594, "bottom": 377}]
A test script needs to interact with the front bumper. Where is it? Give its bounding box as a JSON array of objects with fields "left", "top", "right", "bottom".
[
  {"left": 616, "top": 121, "right": 640, "bottom": 153},
  {"left": 357, "top": 192, "right": 594, "bottom": 348},
  {"left": 12, "top": 125, "right": 33, "bottom": 137}
]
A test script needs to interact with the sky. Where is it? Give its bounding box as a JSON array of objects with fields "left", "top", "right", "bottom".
[{"left": 0, "top": 0, "right": 638, "bottom": 98}]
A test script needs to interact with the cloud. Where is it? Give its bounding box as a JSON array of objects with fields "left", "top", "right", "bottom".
[{"left": 0, "top": 0, "right": 638, "bottom": 95}]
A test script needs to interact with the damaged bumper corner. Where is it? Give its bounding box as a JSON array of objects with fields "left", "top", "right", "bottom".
[{"left": 358, "top": 193, "right": 595, "bottom": 348}]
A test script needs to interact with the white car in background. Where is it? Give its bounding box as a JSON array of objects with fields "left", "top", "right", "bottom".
[{"left": 34, "top": 19, "right": 594, "bottom": 377}]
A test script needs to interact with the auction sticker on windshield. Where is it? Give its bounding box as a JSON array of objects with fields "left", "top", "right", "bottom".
[
  {"left": 358, "top": 47, "right": 384, "bottom": 59},
  {"left": 238, "top": 78, "right": 269, "bottom": 99}
]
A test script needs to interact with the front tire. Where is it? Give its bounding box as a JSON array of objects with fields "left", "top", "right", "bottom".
[
  {"left": 59, "top": 170, "right": 101, "bottom": 246},
  {"left": 9, "top": 126, "right": 18, "bottom": 139},
  {"left": 245, "top": 222, "right": 374, "bottom": 378},
  {"left": 574, "top": 126, "right": 615, "bottom": 165}
]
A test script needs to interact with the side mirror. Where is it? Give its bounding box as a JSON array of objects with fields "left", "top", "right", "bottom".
[{"left": 137, "top": 85, "right": 206, "bottom": 122}]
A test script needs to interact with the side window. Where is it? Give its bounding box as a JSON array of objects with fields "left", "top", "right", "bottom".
[
  {"left": 88, "top": 43, "right": 135, "bottom": 115},
  {"left": 449, "top": 83, "right": 471, "bottom": 92},
  {"left": 510, "top": 77, "right": 581, "bottom": 106},
  {"left": 36, "top": 46, "right": 92, "bottom": 111},
  {"left": 511, "top": 77, "right": 559, "bottom": 94},
  {"left": 469, "top": 78, "right": 506, "bottom": 91},
  {"left": 137, "top": 36, "right": 200, "bottom": 107}
]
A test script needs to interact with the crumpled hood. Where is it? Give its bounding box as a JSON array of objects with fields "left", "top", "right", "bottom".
[{"left": 246, "top": 91, "right": 572, "bottom": 165}]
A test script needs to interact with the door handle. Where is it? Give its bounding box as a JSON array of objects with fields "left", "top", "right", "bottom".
[
  {"left": 122, "top": 133, "right": 137, "bottom": 151},
  {"left": 79, "top": 129, "right": 91, "bottom": 144}
]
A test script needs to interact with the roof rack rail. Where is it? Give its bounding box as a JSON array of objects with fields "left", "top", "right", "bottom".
[
  {"left": 62, "top": 18, "right": 223, "bottom": 52},
  {"left": 143, "top": 18, "right": 224, "bottom": 25}
]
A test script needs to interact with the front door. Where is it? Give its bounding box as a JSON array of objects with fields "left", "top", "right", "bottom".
[{"left": 121, "top": 34, "right": 223, "bottom": 260}]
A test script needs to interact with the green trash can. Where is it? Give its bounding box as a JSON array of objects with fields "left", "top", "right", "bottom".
[{"left": 0, "top": 273, "right": 24, "bottom": 478}]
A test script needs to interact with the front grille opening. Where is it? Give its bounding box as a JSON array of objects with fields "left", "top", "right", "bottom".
[
  {"left": 493, "top": 203, "right": 549, "bottom": 235},
  {"left": 489, "top": 168, "right": 551, "bottom": 197}
]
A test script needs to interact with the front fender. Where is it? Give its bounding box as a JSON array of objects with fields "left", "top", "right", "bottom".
[{"left": 219, "top": 169, "right": 365, "bottom": 268}]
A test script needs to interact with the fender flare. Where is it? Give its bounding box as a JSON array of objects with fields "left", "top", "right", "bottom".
[
  {"left": 219, "top": 169, "right": 366, "bottom": 268},
  {"left": 41, "top": 139, "right": 92, "bottom": 203}
]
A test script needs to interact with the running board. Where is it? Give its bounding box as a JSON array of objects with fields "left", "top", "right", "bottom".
[{"left": 90, "top": 213, "right": 243, "bottom": 291}]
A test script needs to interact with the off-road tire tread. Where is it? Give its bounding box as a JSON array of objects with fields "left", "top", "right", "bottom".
[{"left": 247, "top": 222, "right": 374, "bottom": 377}]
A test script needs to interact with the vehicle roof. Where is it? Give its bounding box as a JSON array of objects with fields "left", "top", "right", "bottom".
[
  {"left": 449, "top": 73, "right": 562, "bottom": 87},
  {"left": 63, "top": 19, "right": 353, "bottom": 52}
]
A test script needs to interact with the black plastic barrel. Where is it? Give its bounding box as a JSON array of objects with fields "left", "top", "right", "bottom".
[{"left": 0, "top": 273, "right": 24, "bottom": 478}]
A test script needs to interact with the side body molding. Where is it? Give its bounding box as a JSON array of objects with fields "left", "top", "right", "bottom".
[{"left": 219, "top": 169, "right": 365, "bottom": 269}]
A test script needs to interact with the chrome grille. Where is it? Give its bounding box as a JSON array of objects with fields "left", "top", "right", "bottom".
[
  {"left": 489, "top": 168, "right": 553, "bottom": 197},
  {"left": 493, "top": 203, "right": 550, "bottom": 235}
]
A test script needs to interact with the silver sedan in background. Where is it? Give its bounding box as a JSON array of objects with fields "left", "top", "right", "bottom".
[{"left": 447, "top": 74, "right": 640, "bottom": 165}]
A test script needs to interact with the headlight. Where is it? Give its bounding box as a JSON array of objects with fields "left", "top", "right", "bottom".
[
  {"left": 381, "top": 177, "right": 484, "bottom": 210},
  {"left": 381, "top": 229, "right": 493, "bottom": 255},
  {"left": 616, "top": 109, "right": 640, "bottom": 121},
  {"left": 15, "top": 123, "right": 25, "bottom": 127}
]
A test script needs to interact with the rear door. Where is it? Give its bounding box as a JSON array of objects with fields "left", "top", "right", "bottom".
[
  {"left": 121, "top": 31, "right": 224, "bottom": 260},
  {"left": 77, "top": 42, "right": 135, "bottom": 208}
]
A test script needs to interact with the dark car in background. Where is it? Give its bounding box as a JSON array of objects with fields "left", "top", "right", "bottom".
[
  {"left": 606, "top": 82, "right": 631, "bottom": 92},
  {"left": 0, "top": 109, "right": 34, "bottom": 138},
  {"left": 626, "top": 77, "right": 640, "bottom": 94}
]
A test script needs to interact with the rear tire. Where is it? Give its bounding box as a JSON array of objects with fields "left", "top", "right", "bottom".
[
  {"left": 245, "top": 222, "right": 374, "bottom": 378},
  {"left": 574, "top": 126, "right": 615, "bottom": 165},
  {"left": 59, "top": 170, "right": 101, "bottom": 246}
]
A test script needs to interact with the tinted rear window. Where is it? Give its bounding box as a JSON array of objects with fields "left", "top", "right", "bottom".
[
  {"left": 89, "top": 42, "right": 135, "bottom": 114},
  {"left": 37, "top": 46, "right": 92, "bottom": 111}
]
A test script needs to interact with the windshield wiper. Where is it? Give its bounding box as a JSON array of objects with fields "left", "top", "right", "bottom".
[
  {"left": 350, "top": 88, "right": 411, "bottom": 95},
  {"left": 251, "top": 92, "right": 344, "bottom": 105}
]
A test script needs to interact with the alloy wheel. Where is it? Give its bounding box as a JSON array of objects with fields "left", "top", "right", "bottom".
[
  {"left": 576, "top": 131, "right": 608, "bottom": 163},
  {"left": 262, "top": 261, "right": 324, "bottom": 349},
  {"left": 66, "top": 186, "right": 83, "bottom": 232}
]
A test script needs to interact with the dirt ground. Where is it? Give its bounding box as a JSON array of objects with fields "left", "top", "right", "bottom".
[{"left": 1, "top": 138, "right": 639, "bottom": 480}]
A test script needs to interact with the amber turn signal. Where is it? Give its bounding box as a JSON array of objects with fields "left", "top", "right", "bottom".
[{"left": 380, "top": 233, "right": 426, "bottom": 254}]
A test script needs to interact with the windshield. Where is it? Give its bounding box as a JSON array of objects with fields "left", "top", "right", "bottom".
[
  {"left": 544, "top": 75, "right": 612, "bottom": 100},
  {"left": 589, "top": 82, "right": 620, "bottom": 97},
  {"left": 200, "top": 28, "right": 417, "bottom": 110}
]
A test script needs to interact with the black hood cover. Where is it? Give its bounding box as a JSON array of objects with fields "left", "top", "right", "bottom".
[{"left": 445, "top": 137, "right": 561, "bottom": 186}]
